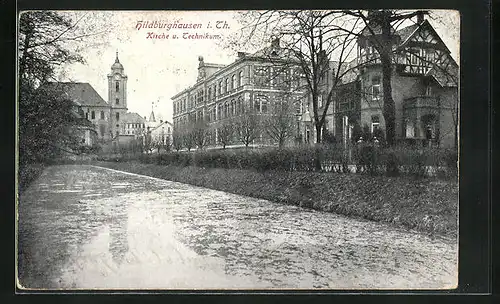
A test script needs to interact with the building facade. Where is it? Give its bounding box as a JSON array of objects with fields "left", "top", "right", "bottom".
[
  {"left": 172, "top": 39, "right": 304, "bottom": 148},
  {"left": 331, "top": 15, "right": 458, "bottom": 148},
  {"left": 172, "top": 15, "right": 457, "bottom": 149}
]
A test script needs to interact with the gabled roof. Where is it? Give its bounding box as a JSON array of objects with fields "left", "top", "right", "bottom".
[
  {"left": 395, "top": 24, "right": 420, "bottom": 44},
  {"left": 426, "top": 65, "right": 458, "bottom": 87},
  {"left": 123, "top": 112, "right": 146, "bottom": 124},
  {"left": 41, "top": 82, "right": 108, "bottom": 107},
  {"left": 149, "top": 120, "right": 173, "bottom": 133}
]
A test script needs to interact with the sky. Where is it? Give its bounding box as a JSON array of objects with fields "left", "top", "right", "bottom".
[{"left": 56, "top": 10, "right": 459, "bottom": 123}]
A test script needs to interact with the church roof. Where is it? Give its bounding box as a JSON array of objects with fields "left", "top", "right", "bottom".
[
  {"left": 148, "top": 110, "right": 156, "bottom": 122},
  {"left": 123, "top": 112, "right": 146, "bottom": 124},
  {"left": 111, "top": 51, "right": 124, "bottom": 70},
  {"left": 40, "top": 82, "right": 108, "bottom": 107}
]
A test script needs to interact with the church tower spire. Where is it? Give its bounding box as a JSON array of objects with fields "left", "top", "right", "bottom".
[
  {"left": 149, "top": 101, "right": 156, "bottom": 122},
  {"left": 107, "top": 51, "right": 128, "bottom": 138}
]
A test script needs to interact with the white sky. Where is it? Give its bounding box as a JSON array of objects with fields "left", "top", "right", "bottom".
[{"left": 57, "top": 10, "right": 459, "bottom": 123}]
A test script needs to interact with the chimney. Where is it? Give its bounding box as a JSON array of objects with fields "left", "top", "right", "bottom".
[
  {"left": 417, "top": 11, "right": 425, "bottom": 24},
  {"left": 271, "top": 37, "right": 280, "bottom": 48}
]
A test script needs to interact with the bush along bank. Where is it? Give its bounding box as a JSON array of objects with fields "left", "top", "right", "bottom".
[
  {"left": 102, "top": 144, "right": 458, "bottom": 179},
  {"left": 95, "top": 160, "right": 458, "bottom": 238}
]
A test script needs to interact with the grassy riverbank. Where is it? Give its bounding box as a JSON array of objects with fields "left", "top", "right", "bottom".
[{"left": 94, "top": 161, "right": 458, "bottom": 237}]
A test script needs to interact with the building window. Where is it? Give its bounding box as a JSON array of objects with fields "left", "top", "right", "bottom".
[
  {"left": 238, "top": 71, "right": 243, "bottom": 87},
  {"left": 371, "top": 76, "right": 381, "bottom": 100},
  {"left": 100, "top": 111, "right": 105, "bottom": 120},
  {"left": 262, "top": 99, "right": 268, "bottom": 113},
  {"left": 91, "top": 111, "right": 95, "bottom": 119},
  {"left": 99, "top": 125, "right": 105, "bottom": 137},
  {"left": 318, "top": 95, "right": 323, "bottom": 108},
  {"left": 295, "top": 100, "right": 302, "bottom": 114},
  {"left": 371, "top": 115, "right": 380, "bottom": 133},
  {"left": 232, "top": 74, "right": 237, "bottom": 90},
  {"left": 116, "top": 98, "right": 119, "bottom": 105},
  {"left": 116, "top": 81, "right": 119, "bottom": 92},
  {"left": 425, "top": 85, "right": 433, "bottom": 96},
  {"left": 85, "top": 113, "right": 89, "bottom": 119},
  {"left": 225, "top": 78, "right": 229, "bottom": 93},
  {"left": 116, "top": 113, "right": 120, "bottom": 121},
  {"left": 405, "top": 120, "right": 415, "bottom": 138}
]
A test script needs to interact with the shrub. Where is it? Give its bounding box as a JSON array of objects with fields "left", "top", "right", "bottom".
[
  {"left": 384, "top": 151, "right": 401, "bottom": 177},
  {"left": 405, "top": 149, "right": 428, "bottom": 178},
  {"left": 357, "top": 145, "right": 379, "bottom": 175}
]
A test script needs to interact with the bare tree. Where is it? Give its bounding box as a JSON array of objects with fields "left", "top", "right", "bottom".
[
  {"left": 234, "top": 107, "right": 260, "bottom": 148},
  {"left": 217, "top": 120, "right": 234, "bottom": 149},
  {"left": 264, "top": 97, "right": 296, "bottom": 149},
  {"left": 182, "top": 124, "right": 196, "bottom": 152},
  {"left": 234, "top": 11, "right": 363, "bottom": 146},
  {"left": 192, "top": 120, "right": 209, "bottom": 150},
  {"left": 172, "top": 130, "right": 183, "bottom": 151},
  {"left": 143, "top": 130, "right": 154, "bottom": 154}
]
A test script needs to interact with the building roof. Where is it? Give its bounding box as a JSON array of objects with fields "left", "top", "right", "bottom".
[
  {"left": 123, "top": 112, "right": 146, "bottom": 124},
  {"left": 395, "top": 23, "right": 420, "bottom": 45},
  {"left": 41, "top": 82, "right": 108, "bottom": 107},
  {"left": 149, "top": 120, "right": 173, "bottom": 133}
]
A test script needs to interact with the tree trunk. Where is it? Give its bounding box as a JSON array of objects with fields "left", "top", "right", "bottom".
[
  {"left": 315, "top": 123, "right": 322, "bottom": 144},
  {"left": 380, "top": 17, "right": 396, "bottom": 147}
]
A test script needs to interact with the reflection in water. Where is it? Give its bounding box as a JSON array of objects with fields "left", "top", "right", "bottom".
[{"left": 109, "top": 209, "right": 129, "bottom": 266}]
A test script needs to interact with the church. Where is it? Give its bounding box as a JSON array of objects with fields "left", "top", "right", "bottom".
[{"left": 43, "top": 52, "right": 168, "bottom": 151}]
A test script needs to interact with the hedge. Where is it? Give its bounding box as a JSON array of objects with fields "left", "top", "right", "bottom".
[{"left": 105, "top": 144, "right": 457, "bottom": 179}]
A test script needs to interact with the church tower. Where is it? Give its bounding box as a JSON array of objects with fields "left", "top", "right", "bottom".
[{"left": 107, "top": 51, "right": 128, "bottom": 138}]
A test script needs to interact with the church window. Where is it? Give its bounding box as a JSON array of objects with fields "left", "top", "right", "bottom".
[
  {"left": 116, "top": 81, "right": 120, "bottom": 92},
  {"left": 91, "top": 111, "right": 95, "bottom": 119},
  {"left": 116, "top": 98, "right": 119, "bottom": 105},
  {"left": 100, "top": 111, "right": 105, "bottom": 120},
  {"left": 116, "top": 113, "right": 120, "bottom": 121}
]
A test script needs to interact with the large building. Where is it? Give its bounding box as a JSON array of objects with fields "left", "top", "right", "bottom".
[
  {"left": 172, "top": 14, "right": 458, "bottom": 149},
  {"left": 172, "top": 39, "right": 304, "bottom": 148},
  {"left": 43, "top": 52, "right": 173, "bottom": 151}
]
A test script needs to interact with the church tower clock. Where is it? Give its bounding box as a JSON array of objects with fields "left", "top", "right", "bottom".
[{"left": 107, "top": 51, "right": 128, "bottom": 138}]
